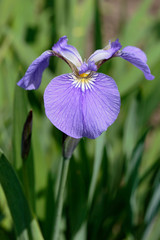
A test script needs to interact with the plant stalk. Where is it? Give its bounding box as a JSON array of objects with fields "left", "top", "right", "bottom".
[{"left": 52, "top": 157, "right": 70, "bottom": 240}]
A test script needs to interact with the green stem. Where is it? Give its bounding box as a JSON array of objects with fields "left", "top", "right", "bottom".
[{"left": 52, "top": 157, "right": 70, "bottom": 240}]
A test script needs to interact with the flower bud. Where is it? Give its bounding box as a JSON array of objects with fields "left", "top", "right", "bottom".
[{"left": 21, "top": 110, "right": 33, "bottom": 160}]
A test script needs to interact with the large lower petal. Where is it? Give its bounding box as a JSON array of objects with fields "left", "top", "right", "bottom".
[
  {"left": 116, "top": 46, "right": 154, "bottom": 80},
  {"left": 17, "top": 50, "right": 53, "bottom": 90},
  {"left": 82, "top": 73, "right": 120, "bottom": 138},
  {"left": 44, "top": 74, "right": 84, "bottom": 138},
  {"left": 44, "top": 73, "right": 120, "bottom": 139}
]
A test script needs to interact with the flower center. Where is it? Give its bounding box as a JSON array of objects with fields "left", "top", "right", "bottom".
[
  {"left": 72, "top": 73, "right": 96, "bottom": 92},
  {"left": 79, "top": 73, "right": 89, "bottom": 78}
]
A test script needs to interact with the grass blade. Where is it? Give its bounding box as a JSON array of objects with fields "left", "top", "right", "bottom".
[{"left": 0, "top": 150, "right": 44, "bottom": 240}]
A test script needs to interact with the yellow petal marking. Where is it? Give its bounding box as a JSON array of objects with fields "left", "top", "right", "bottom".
[
  {"left": 72, "top": 73, "right": 96, "bottom": 92},
  {"left": 79, "top": 73, "right": 89, "bottom": 78}
]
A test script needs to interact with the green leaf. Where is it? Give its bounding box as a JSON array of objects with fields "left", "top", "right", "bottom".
[
  {"left": 0, "top": 150, "right": 44, "bottom": 240},
  {"left": 145, "top": 178, "right": 160, "bottom": 224},
  {"left": 21, "top": 111, "right": 36, "bottom": 213},
  {"left": 13, "top": 87, "right": 36, "bottom": 213},
  {"left": 142, "top": 210, "right": 160, "bottom": 240},
  {"left": 94, "top": 0, "right": 102, "bottom": 50},
  {"left": 88, "top": 132, "right": 106, "bottom": 206},
  {"left": 73, "top": 222, "right": 87, "bottom": 240},
  {"left": 13, "top": 85, "right": 28, "bottom": 170},
  {"left": 123, "top": 97, "right": 139, "bottom": 159},
  {"left": 125, "top": 131, "right": 147, "bottom": 187}
]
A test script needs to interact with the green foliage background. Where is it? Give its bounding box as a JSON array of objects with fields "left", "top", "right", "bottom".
[{"left": 0, "top": 0, "right": 160, "bottom": 239}]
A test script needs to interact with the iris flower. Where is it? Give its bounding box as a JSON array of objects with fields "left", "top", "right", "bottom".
[{"left": 17, "top": 36, "right": 154, "bottom": 139}]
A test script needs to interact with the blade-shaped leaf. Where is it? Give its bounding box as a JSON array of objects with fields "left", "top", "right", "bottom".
[{"left": 0, "top": 150, "right": 44, "bottom": 240}]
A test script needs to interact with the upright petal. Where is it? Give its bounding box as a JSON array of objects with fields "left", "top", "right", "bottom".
[
  {"left": 78, "top": 61, "right": 97, "bottom": 74},
  {"left": 78, "top": 62, "right": 88, "bottom": 74},
  {"left": 52, "top": 36, "right": 83, "bottom": 69},
  {"left": 44, "top": 73, "right": 120, "bottom": 139},
  {"left": 17, "top": 51, "right": 53, "bottom": 90},
  {"left": 88, "top": 39, "right": 122, "bottom": 67},
  {"left": 116, "top": 46, "right": 154, "bottom": 80},
  {"left": 88, "top": 60, "right": 98, "bottom": 72}
]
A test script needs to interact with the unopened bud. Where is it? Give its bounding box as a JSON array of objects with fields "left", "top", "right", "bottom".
[{"left": 21, "top": 110, "right": 33, "bottom": 160}]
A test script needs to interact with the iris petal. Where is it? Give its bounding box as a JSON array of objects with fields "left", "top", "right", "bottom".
[
  {"left": 44, "top": 74, "right": 84, "bottom": 138},
  {"left": 17, "top": 51, "right": 53, "bottom": 90},
  {"left": 88, "top": 39, "right": 122, "bottom": 66},
  {"left": 117, "top": 46, "right": 154, "bottom": 80},
  {"left": 82, "top": 73, "right": 120, "bottom": 138},
  {"left": 44, "top": 73, "right": 120, "bottom": 139},
  {"left": 52, "top": 36, "right": 83, "bottom": 68},
  {"left": 78, "top": 61, "right": 97, "bottom": 74}
]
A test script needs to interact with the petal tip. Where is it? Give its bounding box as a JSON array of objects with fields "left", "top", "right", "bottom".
[
  {"left": 111, "top": 39, "right": 122, "bottom": 51},
  {"left": 52, "top": 36, "right": 68, "bottom": 51},
  {"left": 146, "top": 74, "right": 155, "bottom": 81}
]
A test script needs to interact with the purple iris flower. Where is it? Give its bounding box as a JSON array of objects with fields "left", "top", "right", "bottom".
[{"left": 17, "top": 36, "right": 154, "bottom": 139}]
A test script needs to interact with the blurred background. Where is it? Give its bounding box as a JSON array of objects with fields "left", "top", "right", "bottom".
[{"left": 0, "top": 0, "right": 160, "bottom": 239}]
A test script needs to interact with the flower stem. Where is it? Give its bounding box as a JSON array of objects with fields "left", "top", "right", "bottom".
[{"left": 52, "top": 157, "right": 70, "bottom": 240}]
